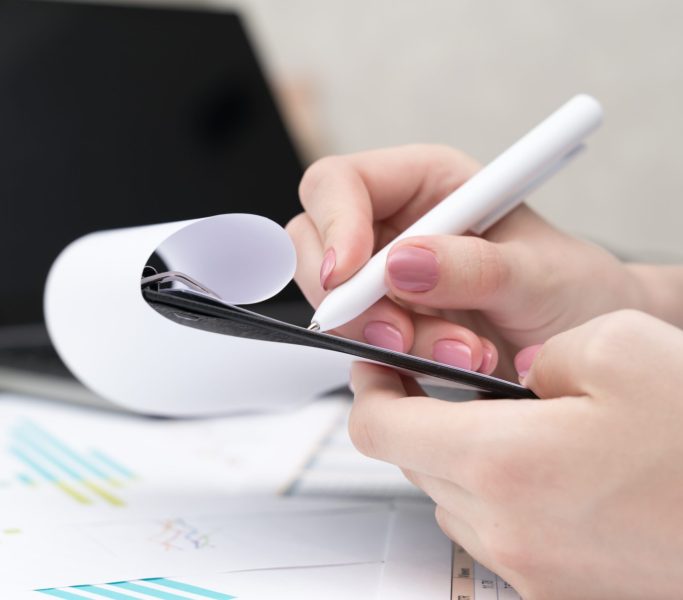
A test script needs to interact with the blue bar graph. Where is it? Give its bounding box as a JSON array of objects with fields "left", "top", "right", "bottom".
[
  {"left": 146, "top": 578, "right": 236, "bottom": 599},
  {"left": 18, "top": 420, "right": 120, "bottom": 483},
  {"left": 6, "top": 419, "right": 135, "bottom": 506},
  {"left": 37, "top": 578, "right": 235, "bottom": 599}
]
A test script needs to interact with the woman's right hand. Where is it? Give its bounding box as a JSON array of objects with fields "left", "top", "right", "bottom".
[{"left": 286, "top": 144, "right": 647, "bottom": 377}]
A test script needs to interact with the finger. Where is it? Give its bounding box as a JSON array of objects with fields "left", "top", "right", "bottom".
[
  {"left": 385, "top": 234, "right": 528, "bottom": 312},
  {"left": 287, "top": 212, "right": 415, "bottom": 351},
  {"left": 299, "top": 145, "right": 479, "bottom": 289},
  {"left": 525, "top": 309, "right": 680, "bottom": 399},
  {"left": 348, "top": 362, "right": 514, "bottom": 482},
  {"left": 409, "top": 314, "right": 499, "bottom": 374},
  {"left": 523, "top": 320, "right": 610, "bottom": 399}
]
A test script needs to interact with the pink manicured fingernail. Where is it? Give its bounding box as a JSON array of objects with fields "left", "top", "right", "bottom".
[
  {"left": 387, "top": 246, "right": 439, "bottom": 292},
  {"left": 515, "top": 344, "right": 543, "bottom": 381},
  {"left": 433, "top": 340, "right": 472, "bottom": 370},
  {"left": 320, "top": 248, "right": 336, "bottom": 290},
  {"left": 480, "top": 347, "right": 495, "bottom": 374},
  {"left": 363, "top": 321, "right": 404, "bottom": 352}
]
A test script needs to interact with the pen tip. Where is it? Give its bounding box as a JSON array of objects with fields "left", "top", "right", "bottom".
[{"left": 307, "top": 321, "right": 321, "bottom": 332}]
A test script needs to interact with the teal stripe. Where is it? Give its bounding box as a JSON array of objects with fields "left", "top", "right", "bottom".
[
  {"left": 17, "top": 472, "right": 34, "bottom": 485},
  {"left": 146, "top": 578, "right": 236, "bottom": 599},
  {"left": 13, "top": 434, "right": 83, "bottom": 481},
  {"left": 17, "top": 420, "right": 112, "bottom": 481},
  {"left": 37, "top": 589, "right": 88, "bottom": 600},
  {"left": 10, "top": 447, "right": 56, "bottom": 482},
  {"left": 71, "top": 584, "right": 138, "bottom": 599},
  {"left": 110, "top": 581, "right": 191, "bottom": 599},
  {"left": 91, "top": 450, "right": 135, "bottom": 479}
]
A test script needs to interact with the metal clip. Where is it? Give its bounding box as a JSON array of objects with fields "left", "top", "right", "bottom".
[{"left": 141, "top": 268, "right": 222, "bottom": 301}]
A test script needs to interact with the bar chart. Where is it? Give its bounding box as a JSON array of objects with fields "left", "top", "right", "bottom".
[
  {"left": 37, "top": 577, "right": 235, "bottom": 599},
  {"left": 7, "top": 418, "right": 136, "bottom": 507}
]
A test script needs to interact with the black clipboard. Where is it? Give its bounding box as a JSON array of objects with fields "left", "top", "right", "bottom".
[{"left": 142, "top": 282, "right": 536, "bottom": 401}]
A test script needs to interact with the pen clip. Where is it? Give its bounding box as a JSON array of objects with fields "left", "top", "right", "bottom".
[{"left": 470, "top": 143, "right": 586, "bottom": 236}]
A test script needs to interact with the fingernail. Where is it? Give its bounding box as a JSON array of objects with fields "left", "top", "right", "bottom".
[
  {"left": 433, "top": 340, "right": 472, "bottom": 370},
  {"left": 480, "top": 347, "right": 495, "bottom": 374},
  {"left": 363, "top": 321, "right": 404, "bottom": 353},
  {"left": 320, "top": 248, "right": 336, "bottom": 290},
  {"left": 387, "top": 246, "right": 439, "bottom": 292},
  {"left": 514, "top": 344, "right": 543, "bottom": 382}
]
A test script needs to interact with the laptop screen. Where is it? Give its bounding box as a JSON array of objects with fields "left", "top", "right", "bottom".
[{"left": 0, "top": 0, "right": 304, "bottom": 327}]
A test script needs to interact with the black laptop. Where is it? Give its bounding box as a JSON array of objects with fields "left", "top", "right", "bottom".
[{"left": 0, "top": 0, "right": 308, "bottom": 405}]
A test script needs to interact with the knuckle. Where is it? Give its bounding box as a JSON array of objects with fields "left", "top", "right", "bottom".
[
  {"left": 431, "top": 143, "right": 466, "bottom": 163},
  {"left": 298, "top": 155, "right": 347, "bottom": 201},
  {"left": 424, "top": 144, "right": 476, "bottom": 171},
  {"left": 582, "top": 309, "right": 650, "bottom": 373},
  {"left": 457, "top": 239, "right": 510, "bottom": 300},
  {"left": 284, "top": 212, "right": 308, "bottom": 239}
]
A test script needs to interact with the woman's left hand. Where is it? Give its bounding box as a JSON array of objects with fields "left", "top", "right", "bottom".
[{"left": 349, "top": 309, "right": 683, "bottom": 600}]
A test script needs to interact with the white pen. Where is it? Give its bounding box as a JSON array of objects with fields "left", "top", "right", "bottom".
[{"left": 309, "top": 94, "right": 603, "bottom": 333}]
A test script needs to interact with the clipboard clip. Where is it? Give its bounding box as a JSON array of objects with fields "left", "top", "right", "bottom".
[{"left": 141, "top": 267, "right": 222, "bottom": 301}]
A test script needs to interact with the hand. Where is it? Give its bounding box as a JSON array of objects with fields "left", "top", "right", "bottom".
[
  {"left": 348, "top": 309, "right": 683, "bottom": 599},
  {"left": 286, "top": 145, "right": 645, "bottom": 378}
]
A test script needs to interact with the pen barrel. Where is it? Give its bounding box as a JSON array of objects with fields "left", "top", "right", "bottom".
[
  {"left": 397, "top": 94, "right": 603, "bottom": 240},
  {"left": 312, "top": 94, "right": 603, "bottom": 331}
]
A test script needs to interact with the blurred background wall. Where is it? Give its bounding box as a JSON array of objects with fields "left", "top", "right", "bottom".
[{"left": 148, "top": 0, "right": 683, "bottom": 261}]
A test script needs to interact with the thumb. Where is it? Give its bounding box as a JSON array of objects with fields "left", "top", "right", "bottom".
[
  {"left": 385, "top": 235, "right": 523, "bottom": 310},
  {"left": 522, "top": 310, "right": 667, "bottom": 399},
  {"left": 519, "top": 328, "right": 591, "bottom": 400}
]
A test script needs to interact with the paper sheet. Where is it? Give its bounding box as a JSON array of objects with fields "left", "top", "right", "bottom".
[
  {"left": 0, "top": 393, "right": 347, "bottom": 522},
  {"left": 0, "top": 392, "right": 519, "bottom": 598},
  {"left": 11, "top": 506, "right": 453, "bottom": 599},
  {"left": 1, "top": 501, "right": 392, "bottom": 589},
  {"left": 0, "top": 393, "right": 383, "bottom": 590},
  {"left": 287, "top": 405, "right": 425, "bottom": 499},
  {"left": 378, "top": 503, "right": 453, "bottom": 600},
  {"left": 10, "top": 508, "right": 451, "bottom": 599},
  {"left": 44, "top": 214, "right": 353, "bottom": 415}
]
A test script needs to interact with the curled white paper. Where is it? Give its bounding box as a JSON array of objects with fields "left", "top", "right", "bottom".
[{"left": 44, "top": 214, "right": 351, "bottom": 416}]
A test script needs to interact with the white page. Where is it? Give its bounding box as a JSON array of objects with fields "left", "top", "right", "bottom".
[
  {"left": 15, "top": 505, "right": 454, "bottom": 599},
  {"left": 0, "top": 393, "right": 392, "bottom": 590},
  {"left": 44, "top": 214, "right": 353, "bottom": 416},
  {"left": 377, "top": 503, "right": 452, "bottom": 600},
  {"left": 0, "top": 497, "right": 393, "bottom": 590},
  {"left": 18, "top": 565, "right": 383, "bottom": 600},
  {"left": 0, "top": 393, "right": 348, "bottom": 523}
]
